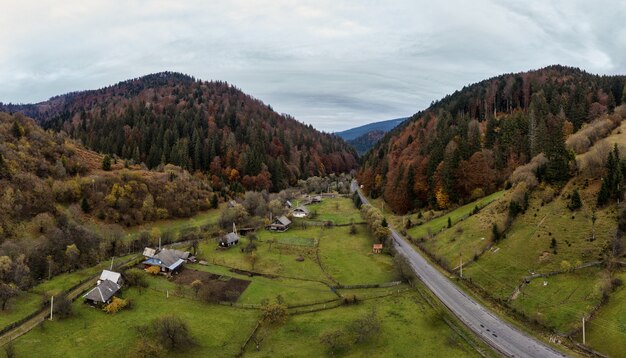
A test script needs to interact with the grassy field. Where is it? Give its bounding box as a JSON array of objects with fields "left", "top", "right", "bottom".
[
  {"left": 463, "top": 188, "right": 615, "bottom": 300},
  {"left": 11, "top": 287, "right": 260, "bottom": 358},
  {"left": 583, "top": 271, "right": 626, "bottom": 357},
  {"left": 198, "top": 229, "right": 328, "bottom": 282},
  {"left": 189, "top": 263, "right": 338, "bottom": 306},
  {"left": 407, "top": 191, "right": 506, "bottom": 240},
  {"left": 304, "top": 197, "right": 362, "bottom": 225},
  {"left": 318, "top": 225, "right": 395, "bottom": 285},
  {"left": 6, "top": 195, "right": 496, "bottom": 356},
  {"left": 246, "top": 290, "right": 487, "bottom": 357},
  {"left": 197, "top": 223, "right": 395, "bottom": 287},
  {"left": 0, "top": 292, "right": 41, "bottom": 329},
  {"left": 509, "top": 267, "right": 604, "bottom": 333},
  {"left": 421, "top": 191, "right": 511, "bottom": 268}
]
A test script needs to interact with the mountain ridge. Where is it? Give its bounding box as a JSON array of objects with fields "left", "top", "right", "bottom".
[{"left": 1, "top": 71, "right": 358, "bottom": 192}]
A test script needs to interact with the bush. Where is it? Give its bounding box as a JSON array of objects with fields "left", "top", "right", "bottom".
[
  {"left": 124, "top": 268, "right": 148, "bottom": 289},
  {"left": 146, "top": 266, "right": 161, "bottom": 275},
  {"left": 569, "top": 189, "right": 582, "bottom": 210},
  {"left": 103, "top": 297, "right": 129, "bottom": 314},
  {"left": 319, "top": 329, "right": 351, "bottom": 355},
  {"left": 127, "top": 337, "right": 166, "bottom": 358},
  {"left": 262, "top": 302, "right": 288, "bottom": 325}
]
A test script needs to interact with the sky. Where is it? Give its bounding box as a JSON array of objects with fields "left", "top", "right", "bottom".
[{"left": 1, "top": 1, "right": 626, "bottom": 132}]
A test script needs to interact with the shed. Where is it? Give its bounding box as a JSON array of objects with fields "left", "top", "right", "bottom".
[{"left": 373, "top": 244, "right": 383, "bottom": 254}]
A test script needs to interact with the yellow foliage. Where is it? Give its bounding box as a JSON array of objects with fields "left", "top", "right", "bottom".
[
  {"left": 146, "top": 265, "right": 161, "bottom": 275},
  {"left": 103, "top": 296, "right": 128, "bottom": 314},
  {"left": 435, "top": 188, "right": 450, "bottom": 209}
]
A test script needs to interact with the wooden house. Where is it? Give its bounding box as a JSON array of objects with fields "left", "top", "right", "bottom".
[{"left": 266, "top": 216, "right": 292, "bottom": 232}]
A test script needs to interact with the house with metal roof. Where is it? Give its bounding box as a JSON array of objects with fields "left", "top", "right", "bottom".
[
  {"left": 99, "top": 270, "right": 123, "bottom": 286},
  {"left": 83, "top": 279, "right": 120, "bottom": 305},
  {"left": 266, "top": 216, "right": 292, "bottom": 232},
  {"left": 141, "top": 248, "right": 190, "bottom": 273}
]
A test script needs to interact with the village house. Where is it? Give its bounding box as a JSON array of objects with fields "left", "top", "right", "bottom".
[
  {"left": 83, "top": 270, "right": 122, "bottom": 306},
  {"left": 220, "top": 232, "right": 240, "bottom": 247},
  {"left": 266, "top": 215, "right": 292, "bottom": 232},
  {"left": 142, "top": 248, "right": 190, "bottom": 273},
  {"left": 292, "top": 205, "right": 310, "bottom": 218}
]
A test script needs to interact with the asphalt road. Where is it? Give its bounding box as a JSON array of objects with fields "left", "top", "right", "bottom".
[{"left": 351, "top": 181, "right": 567, "bottom": 358}]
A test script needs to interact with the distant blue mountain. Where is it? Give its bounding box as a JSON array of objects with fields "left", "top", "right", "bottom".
[{"left": 335, "top": 117, "right": 407, "bottom": 141}]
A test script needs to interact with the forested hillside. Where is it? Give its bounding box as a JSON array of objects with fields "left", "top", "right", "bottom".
[
  {"left": 347, "top": 130, "right": 386, "bottom": 155},
  {"left": 1, "top": 72, "right": 357, "bottom": 192},
  {"left": 359, "top": 65, "right": 626, "bottom": 213},
  {"left": 0, "top": 112, "right": 214, "bottom": 288}
]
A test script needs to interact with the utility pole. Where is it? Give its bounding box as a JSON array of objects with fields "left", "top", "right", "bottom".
[
  {"left": 159, "top": 236, "right": 162, "bottom": 251},
  {"left": 110, "top": 257, "right": 114, "bottom": 270},
  {"left": 582, "top": 316, "right": 586, "bottom": 345},
  {"left": 460, "top": 254, "right": 463, "bottom": 278},
  {"left": 50, "top": 296, "right": 54, "bottom": 321}
]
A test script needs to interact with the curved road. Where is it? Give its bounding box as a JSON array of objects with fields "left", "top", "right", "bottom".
[{"left": 352, "top": 181, "right": 566, "bottom": 358}]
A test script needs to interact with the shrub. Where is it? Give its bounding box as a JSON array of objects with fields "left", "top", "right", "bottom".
[
  {"left": 319, "top": 329, "right": 351, "bottom": 355},
  {"left": 103, "top": 297, "right": 129, "bottom": 314},
  {"left": 262, "top": 302, "right": 288, "bottom": 325},
  {"left": 124, "top": 268, "right": 148, "bottom": 289},
  {"left": 146, "top": 266, "right": 161, "bottom": 275}
]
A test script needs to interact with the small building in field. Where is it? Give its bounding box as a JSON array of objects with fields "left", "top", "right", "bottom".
[
  {"left": 311, "top": 195, "right": 323, "bottom": 203},
  {"left": 220, "top": 232, "right": 240, "bottom": 248},
  {"left": 142, "top": 248, "right": 190, "bottom": 273},
  {"left": 292, "top": 206, "right": 310, "bottom": 218},
  {"left": 266, "top": 216, "right": 292, "bottom": 232},
  {"left": 99, "top": 270, "right": 123, "bottom": 286},
  {"left": 83, "top": 279, "right": 120, "bottom": 306},
  {"left": 373, "top": 244, "right": 383, "bottom": 254},
  {"left": 285, "top": 200, "right": 293, "bottom": 208}
]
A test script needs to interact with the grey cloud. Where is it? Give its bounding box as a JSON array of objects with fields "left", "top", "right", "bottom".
[{"left": 1, "top": 0, "right": 625, "bottom": 131}]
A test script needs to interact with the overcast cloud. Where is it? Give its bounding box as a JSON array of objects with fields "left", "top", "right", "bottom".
[{"left": 1, "top": 0, "right": 625, "bottom": 132}]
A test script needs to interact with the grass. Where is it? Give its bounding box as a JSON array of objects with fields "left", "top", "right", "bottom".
[
  {"left": 12, "top": 287, "right": 260, "bottom": 358},
  {"left": 245, "top": 290, "right": 485, "bottom": 357},
  {"left": 318, "top": 225, "right": 395, "bottom": 285},
  {"left": 509, "top": 267, "right": 604, "bottom": 333},
  {"left": 583, "top": 271, "right": 626, "bottom": 357},
  {"left": 421, "top": 191, "right": 511, "bottom": 268},
  {"left": 0, "top": 291, "right": 41, "bottom": 329},
  {"left": 407, "top": 191, "right": 506, "bottom": 240},
  {"left": 304, "top": 197, "right": 363, "bottom": 225},
  {"left": 463, "top": 187, "right": 615, "bottom": 300},
  {"left": 189, "top": 263, "right": 338, "bottom": 306},
  {"left": 198, "top": 229, "right": 328, "bottom": 282},
  {"left": 276, "top": 236, "right": 316, "bottom": 247},
  {"left": 31, "top": 254, "right": 136, "bottom": 295}
]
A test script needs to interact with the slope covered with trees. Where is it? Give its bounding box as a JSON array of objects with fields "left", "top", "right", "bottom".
[
  {"left": 0, "top": 112, "right": 214, "bottom": 290},
  {"left": 358, "top": 65, "right": 626, "bottom": 213},
  {"left": 1, "top": 72, "right": 357, "bottom": 192}
]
